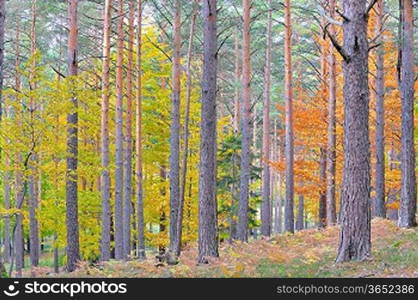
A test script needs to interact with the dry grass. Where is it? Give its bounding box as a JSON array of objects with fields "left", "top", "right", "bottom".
[{"left": 21, "top": 218, "right": 418, "bottom": 278}]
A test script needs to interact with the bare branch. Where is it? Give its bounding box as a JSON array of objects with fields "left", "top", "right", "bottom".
[{"left": 324, "top": 24, "right": 351, "bottom": 62}]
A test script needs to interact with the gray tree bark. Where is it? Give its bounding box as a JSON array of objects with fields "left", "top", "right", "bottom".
[
  {"left": 261, "top": 0, "right": 272, "bottom": 237},
  {"left": 296, "top": 195, "right": 304, "bottom": 231},
  {"left": 198, "top": 0, "right": 219, "bottom": 264},
  {"left": 326, "top": 0, "right": 337, "bottom": 226},
  {"left": 100, "top": 0, "right": 112, "bottom": 262},
  {"left": 319, "top": 148, "right": 327, "bottom": 228},
  {"left": 374, "top": 0, "right": 386, "bottom": 218},
  {"left": 114, "top": 0, "right": 125, "bottom": 260},
  {"left": 169, "top": 0, "right": 181, "bottom": 257},
  {"left": 177, "top": 1, "right": 197, "bottom": 257},
  {"left": 398, "top": 0, "right": 417, "bottom": 228},
  {"left": 0, "top": 0, "right": 8, "bottom": 265},
  {"left": 0, "top": 0, "right": 4, "bottom": 121},
  {"left": 28, "top": 0, "right": 40, "bottom": 269},
  {"left": 237, "top": 0, "right": 252, "bottom": 242},
  {"left": 66, "top": 0, "right": 81, "bottom": 272},
  {"left": 136, "top": 0, "right": 146, "bottom": 260},
  {"left": 336, "top": 0, "right": 371, "bottom": 263},
  {"left": 123, "top": 0, "right": 136, "bottom": 259}
]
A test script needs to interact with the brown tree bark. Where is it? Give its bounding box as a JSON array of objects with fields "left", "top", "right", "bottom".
[
  {"left": 66, "top": 0, "right": 81, "bottom": 272},
  {"left": 169, "top": 0, "right": 182, "bottom": 257},
  {"left": 198, "top": 0, "right": 219, "bottom": 264},
  {"left": 326, "top": 0, "right": 337, "bottom": 226},
  {"left": 261, "top": 0, "right": 273, "bottom": 237},
  {"left": 114, "top": 0, "right": 125, "bottom": 260},
  {"left": 284, "top": 0, "right": 294, "bottom": 234},
  {"left": 237, "top": 0, "right": 252, "bottom": 242},
  {"left": 374, "top": 0, "right": 386, "bottom": 218},
  {"left": 100, "top": 0, "right": 112, "bottom": 261},
  {"left": 398, "top": 0, "right": 417, "bottom": 228},
  {"left": 136, "top": 0, "right": 146, "bottom": 260},
  {"left": 336, "top": 0, "right": 371, "bottom": 263}
]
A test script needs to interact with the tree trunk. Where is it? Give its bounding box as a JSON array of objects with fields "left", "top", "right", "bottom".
[
  {"left": 198, "top": 0, "right": 219, "bottom": 264},
  {"left": 136, "top": 0, "right": 146, "bottom": 260},
  {"left": 169, "top": 0, "right": 182, "bottom": 257},
  {"left": 176, "top": 1, "right": 197, "bottom": 257},
  {"left": 3, "top": 158, "right": 10, "bottom": 263},
  {"left": 296, "top": 195, "right": 304, "bottom": 231},
  {"left": 0, "top": 0, "right": 6, "bottom": 266},
  {"left": 12, "top": 21, "right": 24, "bottom": 278},
  {"left": 237, "top": 0, "right": 252, "bottom": 242},
  {"left": 318, "top": 22, "right": 328, "bottom": 228},
  {"left": 387, "top": 145, "right": 399, "bottom": 220},
  {"left": 100, "top": 0, "right": 112, "bottom": 262},
  {"left": 336, "top": 0, "right": 371, "bottom": 263},
  {"left": 0, "top": 0, "right": 4, "bottom": 121},
  {"left": 114, "top": 0, "right": 125, "bottom": 260},
  {"left": 374, "top": 0, "right": 386, "bottom": 218},
  {"left": 398, "top": 0, "right": 417, "bottom": 228},
  {"left": 230, "top": 29, "right": 241, "bottom": 241},
  {"left": 326, "top": 0, "right": 337, "bottom": 226},
  {"left": 319, "top": 148, "right": 327, "bottom": 228},
  {"left": 28, "top": 0, "right": 40, "bottom": 269},
  {"left": 53, "top": 233, "right": 59, "bottom": 273},
  {"left": 66, "top": 0, "right": 81, "bottom": 272},
  {"left": 123, "top": 0, "right": 135, "bottom": 259},
  {"left": 261, "top": 0, "right": 272, "bottom": 237},
  {"left": 284, "top": 0, "right": 294, "bottom": 234}
]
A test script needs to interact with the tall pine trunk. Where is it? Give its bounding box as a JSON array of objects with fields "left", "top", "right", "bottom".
[
  {"left": 28, "top": 0, "right": 40, "bottom": 269},
  {"left": 336, "top": 0, "right": 371, "bottom": 263},
  {"left": 114, "top": 0, "right": 125, "bottom": 260},
  {"left": 374, "top": 0, "right": 386, "bottom": 218},
  {"left": 0, "top": 0, "right": 9, "bottom": 266},
  {"left": 284, "top": 0, "right": 294, "bottom": 233},
  {"left": 237, "top": 0, "right": 252, "bottom": 242},
  {"left": 66, "top": 0, "right": 80, "bottom": 272},
  {"left": 198, "top": 0, "right": 219, "bottom": 264},
  {"left": 100, "top": 0, "right": 112, "bottom": 261},
  {"left": 398, "top": 0, "right": 417, "bottom": 228},
  {"left": 176, "top": 1, "right": 198, "bottom": 256},
  {"left": 169, "top": 0, "right": 182, "bottom": 257},
  {"left": 136, "top": 0, "right": 146, "bottom": 260},
  {"left": 123, "top": 0, "right": 135, "bottom": 258},
  {"left": 326, "top": 0, "right": 337, "bottom": 226},
  {"left": 261, "top": 0, "right": 272, "bottom": 237}
]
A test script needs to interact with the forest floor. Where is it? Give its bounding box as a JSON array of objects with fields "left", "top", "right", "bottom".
[{"left": 25, "top": 218, "right": 418, "bottom": 278}]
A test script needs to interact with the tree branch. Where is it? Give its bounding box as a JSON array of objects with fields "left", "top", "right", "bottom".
[
  {"left": 324, "top": 24, "right": 351, "bottom": 62},
  {"left": 366, "top": 0, "right": 379, "bottom": 16}
]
